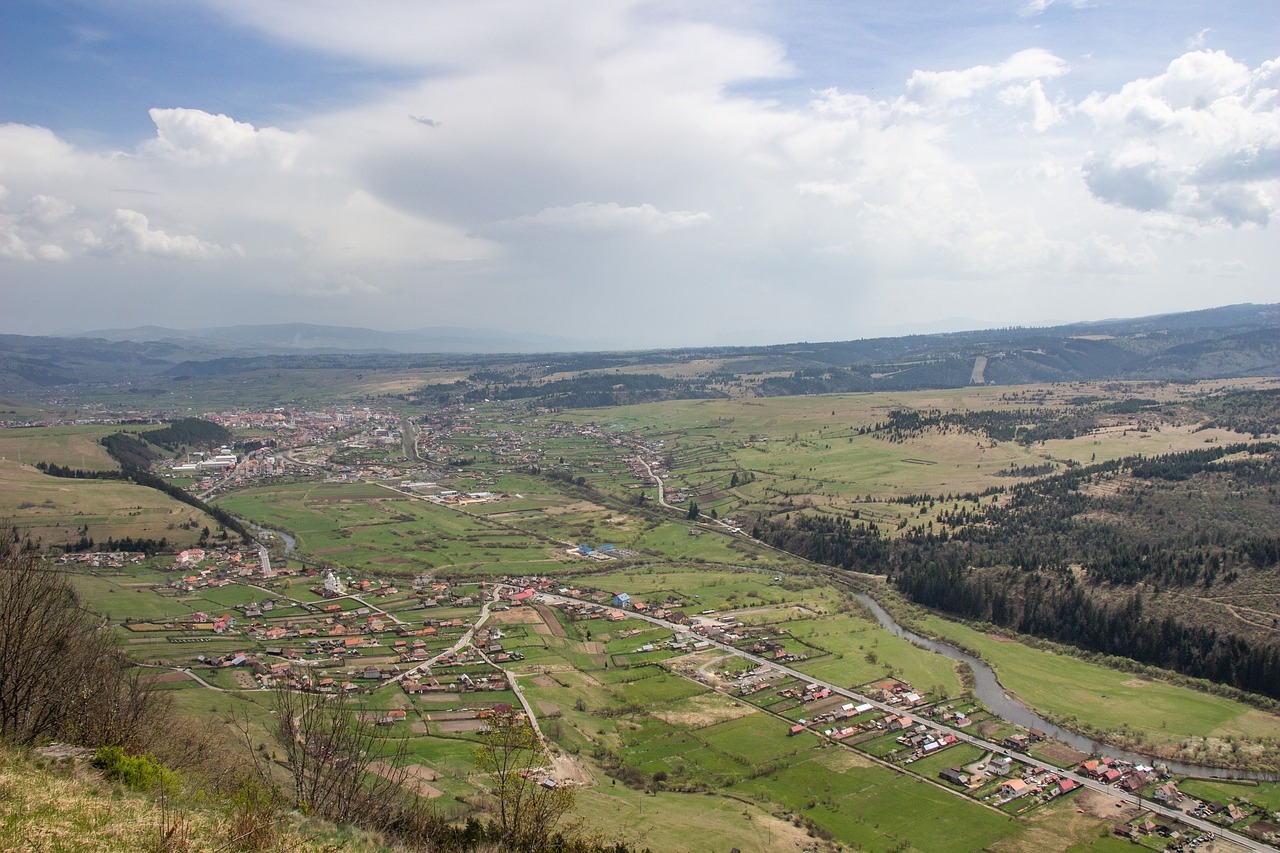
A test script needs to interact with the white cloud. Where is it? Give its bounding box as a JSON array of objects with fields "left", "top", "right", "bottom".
[
  {"left": 144, "top": 108, "right": 303, "bottom": 167},
  {"left": 1186, "top": 28, "right": 1212, "bottom": 50},
  {"left": 34, "top": 244, "right": 70, "bottom": 262},
  {"left": 1, "top": 4, "right": 1275, "bottom": 342},
  {"left": 1078, "top": 50, "right": 1280, "bottom": 227},
  {"left": 23, "top": 195, "right": 75, "bottom": 225},
  {"left": 998, "top": 80, "right": 1063, "bottom": 131},
  {"left": 109, "top": 209, "right": 236, "bottom": 259},
  {"left": 499, "top": 202, "right": 711, "bottom": 234},
  {"left": 901, "top": 49, "right": 1067, "bottom": 109},
  {"left": 1019, "top": 0, "right": 1092, "bottom": 18}
]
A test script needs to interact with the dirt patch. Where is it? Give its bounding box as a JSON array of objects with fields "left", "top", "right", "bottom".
[
  {"left": 532, "top": 604, "right": 567, "bottom": 638},
  {"left": 139, "top": 671, "right": 189, "bottom": 685},
  {"left": 582, "top": 641, "right": 604, "bottom": 654},
  {"left": 985, "top": 633, "right": 1017, "bottom": 643},
  {"left": 437, "top": 719, "right": 485, "bottom": 733},
  {"left": 550, "top": 754, "right": 594, "bottom": 786},
  {"left": 369, "top": 762, "right": 443, "bottom": 799},
  {"left": 410, "top": 720, "right": 429, "bottom": 733},
  {"left": 543, "top": 501, "right": 606, "bottom": 516},
  {"left": 1075, "top": 787, "right": 1135, "bottom": 821},
  {"left": 975, "top": 720, "right": 1003, "bottom": 738},
  {"left": 1035, "top": 742, "right": 1090, "bottom": 767},
  {"left": 233, "top": 672, "right": 256, "bottom": 689},
  {"left": 530, "top": 676, "right": 558, "bottom": 688},
  {"left": 650, "top": 694, "right": 755, "bottom": 729},
  {"left": 536, "top": 701, "right": 561, "bottom": 716},
  {"left": 1121, "top": 678, "right": 1152, "bottom": 689},
  {"left": 987, "top": 798, "right": 1104, "bottom": 853},
  {"left": 489, "top": 608, "right": 545, "bottom": 625}
]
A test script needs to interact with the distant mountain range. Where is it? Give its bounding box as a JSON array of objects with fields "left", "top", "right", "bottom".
[
  {"left": 1, "top": 304, "right": 1276, "bottom": 394},
  {"left": 67, "top": 323, "right": 591, "bottom": 355}
]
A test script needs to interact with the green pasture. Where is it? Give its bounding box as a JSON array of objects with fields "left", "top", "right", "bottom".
[
  {"left": 730, "top": 749, "right": 1020, "bottom": 853},
  {"left": 0, "top": 459, "right": 207, "bottom": 548},
  {"left": 573, "top": 779, "right": 815, "bottom": 853},
  {"left": 917, "top": 614, "right": 1280, "bottom": 746},
  {"left": 0, "top": 423, "right": 145, "bottom": 471},
  {"left": 214, "top": 482, "right": 557, "bottom": 575},
  {"left": 784, "top": 613, "right": 963, "bottom": 698},
  {"left": 1177, "top": 778, "right": 1280, "bottom": 811},
  {"left": 908, "top": 742, "right": 984, "bottom": 778},
  {"left": 699, "top": 713, "right": 813, "bottom": 764}
]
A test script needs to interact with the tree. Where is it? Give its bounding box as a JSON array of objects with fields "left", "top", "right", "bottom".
[
  {"left": 271, "top": 687, "right": 408, "bottom": 824},
  {"left": 0, "top": 530, "right": 157, "bottom": 747},
  {"left": 474, "top": 711, "right": 579, "bottom": 851},
  {"left": 730, "top": 472, "right": 739, "bottom": 488},
  {"left": 686, "top": 500, "right": 699, "bottom": 521}
]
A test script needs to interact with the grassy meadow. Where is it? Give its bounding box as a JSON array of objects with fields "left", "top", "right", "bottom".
[{"left": 0, "top": 458, "right": 206, "bottom": 548}]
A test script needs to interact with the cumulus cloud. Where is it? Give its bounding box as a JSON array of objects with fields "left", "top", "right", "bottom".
[
  {"left": 23, "top": 195, "right": 75, "bottom": 225},
  {"left": 1082, "top": 156, "right": 1176, "bottom": 212},
  {"left": 902, "top": 49, "right": 1067, "bottom": 109},
  {"left": 1, "top": 3, "right": 1274, "bottom": 341},
  {"left": 109, "top": 209, "right": 237, "bottom": 259},
  {"left": 998, "top": 80, "right": 1063, "bottom": 131},
  {"left": 144, "top": 108, "right": 303, "bottom": 167},
  {"left": 1078, "top": 51, "right": 1279, "bottom": 226}
]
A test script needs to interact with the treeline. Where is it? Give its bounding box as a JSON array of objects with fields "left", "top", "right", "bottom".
[
  {"left": 35, "top": 461, "right": 126, "bottom": 480},
  {"left": 462, "top": 373, "right": 722, "bottom": 408},
  {"left": 752, "top": 442, "right": 1280, "bottom": 699},
  {"left": 1191, "top": 388, "right": 1280, "bottom": 437},
  {"left": 100, "top": 430, "right": 160, "bottom": 469},
  {"left": 143, "top": 417, "right": 232, "bottom": 450},
  {"left": 869, "top": 406, "right": 1102, "bottom": 445},
  {"left": 61, "top": 534, "right": 171, "bottom": 555},
  {"left": 99, "top": 431, "right": 249, "bottom": 541},
  {"left": 893, "top": 560, "right": 1280, "bottom": 699}
]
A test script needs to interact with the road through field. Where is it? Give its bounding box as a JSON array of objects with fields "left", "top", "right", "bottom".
[{"left": 534, "top": 590, "right": 1272, "bottom": 852}]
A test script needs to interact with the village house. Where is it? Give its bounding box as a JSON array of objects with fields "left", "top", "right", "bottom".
[{"left": 998, "top": 779, "right": 1030, "bottom": 799}]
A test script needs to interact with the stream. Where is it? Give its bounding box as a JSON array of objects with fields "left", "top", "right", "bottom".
[
  {"left": 854, "top": 593, "right": 1278, "bottom": 782},
  {"left": 245, "top": 522, "right": 297, "bottom": 556}
]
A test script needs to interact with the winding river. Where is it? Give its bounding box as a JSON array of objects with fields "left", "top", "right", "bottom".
[
  {"left": 854, "top": 593, "right": 1277, "bottom": 782},
  {"left": 245, "top": 522, "right": 297, "bottom": 556}
]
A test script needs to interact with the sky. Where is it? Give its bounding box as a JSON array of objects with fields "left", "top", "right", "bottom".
[{"left": 1, "top": 0, "right": 1277, "bottom": 349}]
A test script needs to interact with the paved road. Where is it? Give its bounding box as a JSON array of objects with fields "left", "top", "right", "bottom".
[
  {"left": 635, "top": 458, "right": 670, "bottom": 509},
  {"left": 389, "top": 584, "right": 501, "bottom": 686},
  {"left": 536, "top": 591, "right": 1270, "bottom": 852}
]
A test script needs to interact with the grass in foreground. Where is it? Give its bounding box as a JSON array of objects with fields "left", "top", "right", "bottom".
[{"left": 0, "top": 747, "right": 390, "bottom": 853}]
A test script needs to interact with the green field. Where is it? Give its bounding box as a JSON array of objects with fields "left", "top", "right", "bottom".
[
  {"left": 916, "top": 613, "right": 1280, "bottom": 751},
  {"left": 0, "top": 459, "right": 207, "bottom": 548},
  {"left": 11, "top": 377, "right": 1280, "bottom": 852},
  {"left": 0, "top": 423, "right": 143, "bottom": 471},
  {"left": 214, "top": 482, "right": 562, "bottom": 576}
]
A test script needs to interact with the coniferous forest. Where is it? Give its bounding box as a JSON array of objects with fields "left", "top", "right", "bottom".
[{"left": 754, "top": 442, "right": 1280, "bottom": 699}]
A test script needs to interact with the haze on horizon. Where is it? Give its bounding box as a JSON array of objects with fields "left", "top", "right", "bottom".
[{"left": 1, "top": 1, "right": 1277, "bottom": 349}]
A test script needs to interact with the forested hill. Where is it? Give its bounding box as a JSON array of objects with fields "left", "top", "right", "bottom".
[
  {"left": 1, "top": 303, "right": 1277, "bottom": 398},
  {"left": 753, "top": 441, "right": 1280, "bottom": 700}
]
